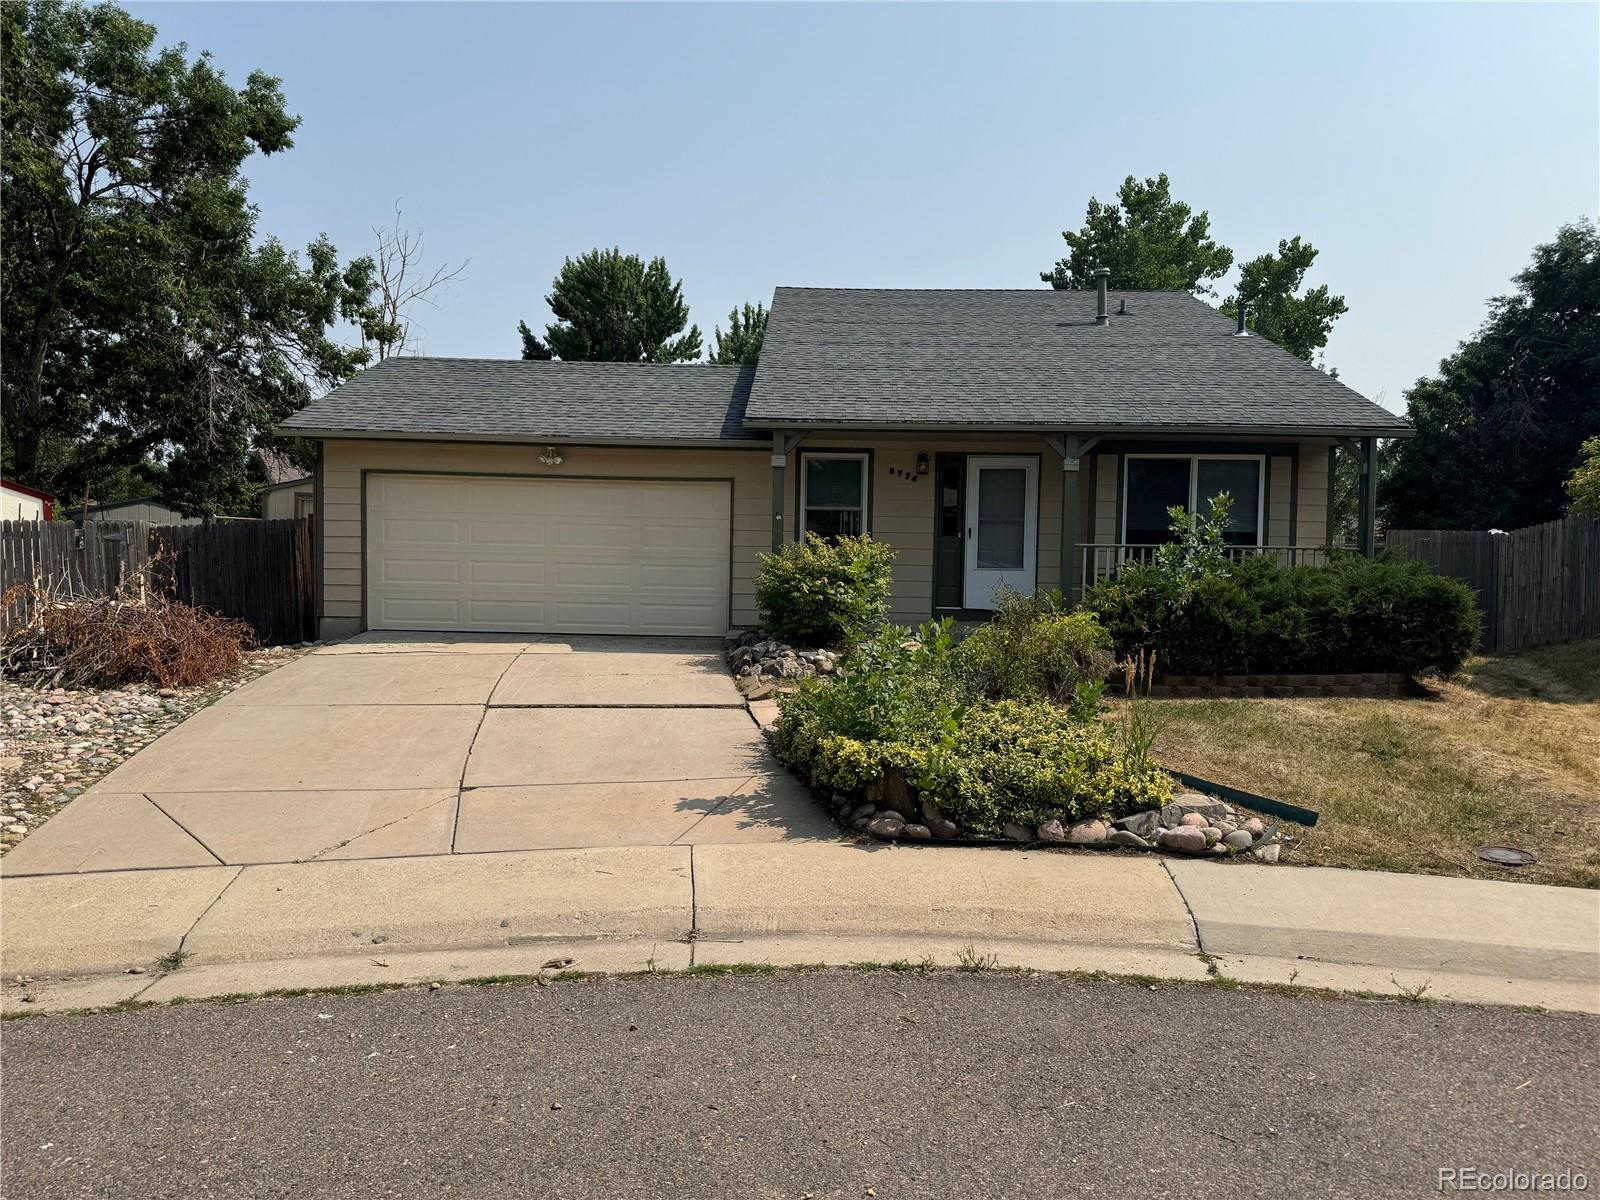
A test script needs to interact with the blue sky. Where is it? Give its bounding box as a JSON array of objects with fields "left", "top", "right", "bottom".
[{"left": 131, "top": 1, "right": 1597, "bottom": 412}]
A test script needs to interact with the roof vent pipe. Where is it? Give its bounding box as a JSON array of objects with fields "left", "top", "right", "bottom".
[
  {"left": 1235, "top": 305, "right": 1249, "bottom": 336},
  {"left": 1094, "top": 268, "right": 1110, "bottom": 326}
]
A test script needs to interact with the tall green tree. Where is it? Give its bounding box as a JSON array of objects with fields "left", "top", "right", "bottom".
[
  {"left": 518, "top": 248, "right": 701, "bottom": 363},
  {"left": 0, "top": 0, "right": 376, "bottom": 517},
  {"left": 1041, "top": 173, "right": 1234, "bottom": 295},
  {"left": 1382, "top": 221, "right": 1600, "bottom": 530},
  {"left": 1221, "top": 237, "right": 1348, "bottom": 367},
  {"left": 708, "top": 302, "right": 767, "bottom": 365},
  {"left": 1565, "top": 436, "right": 1600, "bottom": 516}
]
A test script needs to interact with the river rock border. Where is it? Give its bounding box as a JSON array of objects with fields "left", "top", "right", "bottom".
[
  {"left": 832, "top": 784, "right": 1285, "bottom": 863},
  {"left": 725, "top": 630, "right": 840, "bottom": 700}
]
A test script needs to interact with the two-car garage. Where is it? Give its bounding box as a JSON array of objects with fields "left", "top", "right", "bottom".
[{"left": 364, "top": 473, "right": 733, "bottom": 636}]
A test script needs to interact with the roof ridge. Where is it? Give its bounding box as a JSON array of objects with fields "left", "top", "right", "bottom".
[
  {"left": 772, "top": 285, "right": 1198, "bottom": 295},
  {"left": 375, "top": 356, "right": 752, "bottom": 369}
]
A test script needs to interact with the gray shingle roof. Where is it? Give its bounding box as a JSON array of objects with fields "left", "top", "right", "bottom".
[
  {"left": 745, "top": 288, "right": 1409, "bottom": 435},
  {"left": 280, "top": 358, "right": 759, "bottom": 442}
]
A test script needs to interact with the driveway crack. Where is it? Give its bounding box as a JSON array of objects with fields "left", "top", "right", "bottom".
[
  {"left": 301, "top": 793, "right": 457, "bottom": 863},
  {"left": 1162, "top": 858, "right": 1206, "bottom": 953},
  {"left": 453, "top": 645, "right": 532, "bottom": 853},
  {"left": 142, "top": 794, "right": 226, "bottom": 866}
]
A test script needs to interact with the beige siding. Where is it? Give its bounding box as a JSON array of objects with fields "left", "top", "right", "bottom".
[
  {"left": 1268, "top": 455, "right": 1293, "bottom": 545},
  {"left": 83, "top": 501, "right": 199, "bottom": 525},
  {"left": 1092, "top": 453, "right": 1119, "bottom": 543},
  {"left": 262, "top": 484, "right": 313, "bottom": 521},
  {"left": 1296, "top": 440, "right": 1334, "bottom": 547},
  {"left": 318, "top": 439, "right": 769, "bottom": 631},
  {"left": 779, "top": 437, "right": 1070, "bottom": 625}
]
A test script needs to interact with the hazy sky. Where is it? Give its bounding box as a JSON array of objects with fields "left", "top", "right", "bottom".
[{"left": 130, "top": 1, "right": 1598, "bottom": 412}]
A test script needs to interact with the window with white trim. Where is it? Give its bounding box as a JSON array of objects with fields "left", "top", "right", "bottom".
[
  {"left": 1123, "top": 454, "right": 1264, "bottom": 546},
  {"left": 800, "top": 452, "right": 869, "bottom": 538}
]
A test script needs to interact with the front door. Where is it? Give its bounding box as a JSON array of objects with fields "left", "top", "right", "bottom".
[{"left": 963, "top": 456, "right": 1038, "bottom": 610}]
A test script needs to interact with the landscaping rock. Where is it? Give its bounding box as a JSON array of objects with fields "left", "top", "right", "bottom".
[
  {"left": 1223, "top": 830, "right": 1255, "bottom": 851},
  {"left": 1250, "top": 842, "right": 1282, "bottom": 864},
  {"left": 1201, "top": 826, "right": 1222, "bottom": 846},
  {"left": 1035, "top": 819, "right": 1066, "bottom": 843},
  {"left": 0, "top": 646, "right": 311, "bottom": 860},
  {"left": 1001, "top": 822, "right": 1033, "bottom": 842},
  {"left": 1156, "top": 826, "right": 1209, "bottom": 853},
  {"left": 1243, "top": 817, "right": 1266, "bottom": 837},
  {"left": 1108, "top": 830, "right": 1152, "bottom": 850},
  {"left": 1067, "top": 819, "right": 1108, "bottom": 845},
  {"left": 1179, "top": 812, "right": 1210, "bottom": 828},
  {"left": 901, "top": 823, "right": 931, "bottom": 840},
  {"left": 867, "top": 814, "right": 905, "bottom": 841},
  {"left": 926, "top": 818, "right": 960, "bottom": 840},
  {"left": 850, "top": 803, "right": 877, "bottom": 821},
  {"left": 725, "top": 633, "right": 834, "bottom": 693},
  {"left": 1112, "top": 810, "right": 1163, "bottom": 840}
]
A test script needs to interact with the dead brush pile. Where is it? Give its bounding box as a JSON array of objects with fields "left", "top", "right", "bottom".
[{"left": 2, "top": 559, "right": 256, "bottom": 690}]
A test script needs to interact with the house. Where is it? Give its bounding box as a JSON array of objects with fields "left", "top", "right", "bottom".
[
  {"left": 280, "top": 282, "right": 1410, "bottom": 641},
  {"left": 1, "top": 480, "right": 55, "bottom": 522},
  {"left": 256, "top": 449, "right": 314, "bottom": 520},
  {"left": 259, "top": 479, "right": 315, "bottom": 521}
]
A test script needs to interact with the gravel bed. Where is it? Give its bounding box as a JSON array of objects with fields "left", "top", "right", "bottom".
[{"left": 0, "top": 644, "right": 314, "bottom": 855}]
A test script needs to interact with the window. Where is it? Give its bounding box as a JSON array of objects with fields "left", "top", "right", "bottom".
[
  {"left": 1123, "top": 455, "right": 1263, "bottom": 546},
  {"left": 801, "top": 452, "right": 869, "bottom": 538}
]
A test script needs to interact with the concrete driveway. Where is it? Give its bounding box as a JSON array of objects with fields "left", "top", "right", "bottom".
[{"left": 0, "top": 633, "right": 837, "bottom": 876}]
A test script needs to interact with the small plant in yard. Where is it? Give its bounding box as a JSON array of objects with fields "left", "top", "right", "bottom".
[
  {"left": 1114, "top": 649, "right": 1169, "bottom": 770},
  {"left": 955, "top": 945, "right": 1000, "bottom": 972},
  {"left": 155, "top": 949, "right": 193, "bottom": 972},
  {"left": 754, "top": 533, "right": 895, "bottom": 647},
  {"left": 952, "top": 586, "right": 1114, "bottom": 703}
]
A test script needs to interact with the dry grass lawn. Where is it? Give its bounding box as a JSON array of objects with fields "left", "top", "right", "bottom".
[{"left": 1141, "top": 637, "right": 1600, "bottom": 889}]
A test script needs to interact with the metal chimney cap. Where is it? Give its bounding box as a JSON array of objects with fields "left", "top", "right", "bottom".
[{"left": 1092, "top": 267, "right": 1111, "bottom": 278}]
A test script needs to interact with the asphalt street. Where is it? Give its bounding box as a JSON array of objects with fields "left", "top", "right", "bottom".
[{"left": 3, "top": 970, "right": 1596, "bottom": 1199}]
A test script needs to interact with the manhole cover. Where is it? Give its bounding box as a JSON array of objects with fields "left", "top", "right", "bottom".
[{"left": 1475, "top": 846, "right": 1537, "bottom": 867}]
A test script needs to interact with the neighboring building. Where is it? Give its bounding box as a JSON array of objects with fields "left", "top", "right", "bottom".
[
  {"left": 1, "top": 480, "right": 55, "bottom": 522},
  {"left": 281, "top": 284, "right": 1410, "bottom": 641},
  {"left": 66, "top": 496, "right": 202, "bottom": 526},
  {"left": 260, "top": 477, "right": 314, "bottom": 520},
  {"left": 255, "top": 446, "right": 314, "bottom": 520}
]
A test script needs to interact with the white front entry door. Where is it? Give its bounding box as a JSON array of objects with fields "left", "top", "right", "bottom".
[{"left": 963, "top": 456, "right": 1039, "bottom": 609}]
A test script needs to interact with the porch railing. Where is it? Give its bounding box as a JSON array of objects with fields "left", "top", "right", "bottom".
[{"left": 1076, "top": 544, "right": 1334, "bottom": 593}]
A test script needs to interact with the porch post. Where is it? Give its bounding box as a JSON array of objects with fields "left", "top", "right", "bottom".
[
  {"left": 770, "top": 445, "right": 787, "bottom": 553},
  {"left": 1357, "top": 436, "right": 1379, "bottom": 557},
  {"left": 1060, "top": 435, "right": 1081, "bottom": 600}
]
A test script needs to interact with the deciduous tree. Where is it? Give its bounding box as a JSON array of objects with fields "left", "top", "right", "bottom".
[
  {"left": 0, "top": 0, "right": 375, "bottom": 517},
  {"left": 1382, "top": 221, "right": 1600, "bottom": 530},
  {"left": 1041, "top": 173, "right": 1234, "bottom": 295},
  {"left": 1221, "top": 237, "right": 1348, "bottom": 367}
]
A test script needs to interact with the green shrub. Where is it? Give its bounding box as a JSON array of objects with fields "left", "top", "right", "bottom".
[
  {"left": 915, "top": 700, "right": 1172, "bottom": 833},
  {"left": 953, "top": 587, "right": 1114, "bottom": 702},
  {"left": 770, "top": 621, "right": 1171, "bottom": 834},
  {"left": 755, "top": 533, "right": 895, "bottom": 646},
  {"left": 1083, "top": 551, "right": 1481, "bottom": 677}
]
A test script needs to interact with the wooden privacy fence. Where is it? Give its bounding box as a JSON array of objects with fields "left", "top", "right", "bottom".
[
  {"left": 1388, "top": 515, "right": 1600, "bottom": 654},
  {"left": 1, "top": 517, "right": 315, "bottom": 646}
]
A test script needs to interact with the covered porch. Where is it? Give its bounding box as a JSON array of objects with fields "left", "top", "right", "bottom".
[{"left": 768, "top": 429, "right": 1382, "bottom": 618}]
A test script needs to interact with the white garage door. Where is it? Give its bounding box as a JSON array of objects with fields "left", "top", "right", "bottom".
[{"left": 366, "top": 474, "right": 731, "bottom": 635}]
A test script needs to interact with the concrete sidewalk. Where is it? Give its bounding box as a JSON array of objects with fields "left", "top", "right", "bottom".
[{"left": 3, "top": 841, "right": 1596, "bottom": 1016}]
